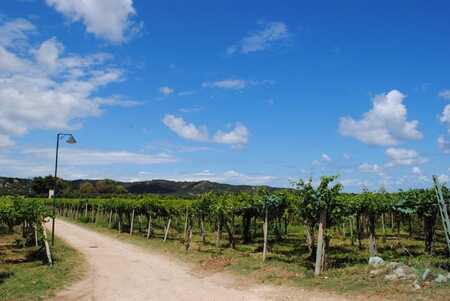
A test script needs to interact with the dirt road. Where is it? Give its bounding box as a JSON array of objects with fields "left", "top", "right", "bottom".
[{"left": 49, "top": 220, "right": 350, "bottom": 301}]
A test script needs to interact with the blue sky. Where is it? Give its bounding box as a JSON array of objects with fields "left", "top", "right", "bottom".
[{"left": 1, "top": 0, "right": 450, "bottom": 191}]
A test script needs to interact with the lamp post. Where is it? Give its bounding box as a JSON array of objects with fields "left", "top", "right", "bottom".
[{"left": 51, "top": 133, "right": 77, "bottom": 246}]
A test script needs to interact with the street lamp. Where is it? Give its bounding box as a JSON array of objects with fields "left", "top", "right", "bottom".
[{"left": 51, "top": 133, "right": 77, "bottom": 246}]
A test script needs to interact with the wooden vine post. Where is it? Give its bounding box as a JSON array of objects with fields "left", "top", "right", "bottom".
[
  {"left": 216, "top": 219, "right": 221, "bottom": 248},
  {"left": 368, "top": 213, "right": 377, "bottom": 257},
  {"left": 41, "top": 222, "right": 53, "bottom": 266},
  {"left": 163, "top": 218, "right": 171, "bottom": 242},
  {"left": 34, "top": 224, "right": 39, "bottom": 247},
  {"left": 118, "top": 213, "right": 122, "bottom": 233},
  {"left": 314, "top": 209, "right": 327, "bottom": 276},
  {"left": 108, "top": 210, "right": 113, "bottom": 228},
  {"left": 200, "top": 217, "right": 206, "bottom": 244},
  {"left": 262, "top": 204, "right": 269, "bottom": 261},
  {"left": 183, "top": 207, "right": 188, "bottom": 242},
  {"left": 130, "top": 209, "right": 135, "bottom": 236},
  {"left": 146, "top": 214, "right": 152, "bottom": 239},
  {"left": 349, "top": 218, "right": 354, "bottom": 246},
  {"left": 185, "top": 215, "right": 193, "bottom": 251}
]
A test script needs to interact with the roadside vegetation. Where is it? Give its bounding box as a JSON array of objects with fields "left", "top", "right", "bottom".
[{"left": 0, "top": 197, "right": 84, "bottom": 301}]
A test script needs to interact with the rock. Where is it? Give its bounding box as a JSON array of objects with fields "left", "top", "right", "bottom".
[
  {"left": 369, "top": 256, "right": 384, "bottom": 266},
  {"left": 384, "top": 274, "right": 399, "bottom": 281},
  {"left": 385, "top": 265, "right": 417, "bottom": 281},
  {"left": 422, "top": 268, "right": 432, "bottom": 281},
  {"left": 370, "top": 268, "right": 385, "bottom": 276},
  {"left": 386, "top": 262, "right": 400, "bottom": 270},
  {"left": 413, "top": 280, "right": 421, "bottom": 290},
  {"left": 434, "top": 274, "right": 448, "bottom": 283}
]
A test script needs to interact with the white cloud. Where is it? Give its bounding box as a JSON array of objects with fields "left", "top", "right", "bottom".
[
  {"left": 438, "top": 135, "right": 450, "bottom": 154},
  {"left": 0, "top": 19, "right": 136, "bottom": 148},
  {"left": 359, "top": 163, "right": 384, "bottom": 175},
  {"left": 177, "top": 90, "right": 196, "bottom": 97},
  {"left": 0, "top": 134, "right": 15, "bottom": 148},
  {"left": 34, "top": 38, "right": 63, "bottom": 72},
  {"left": 312, "top": 153, "right": 333, "bottom": 165},
  {"left": 159, "top": 86, "right": 174, "bottom": 96},
  {"left": 321, "top": 153, "right": 332, "bottom": 162},
  {"left": 0, "top": 46, "right": 28, "bottom": 72},
  {"left": 339, "top": 90, "right": 422, "bottom": 146},
  {"left": 0, "top": 147, "right": 176, "bottom": 180},
  {"left": 213, "top": 123, "right": 249, "bottom": 147},
  {"left": 438, "top": 174, "right": 449, "bottom": 183},
  {"left": 192, "top": 170, "right": 215, "bottom": 177},
  {"left": 162, "top": 115, "right": 249, "bottom": 147},
  {"left": 94, "top": 96, "right": 142, "bottom": 107},
  {"left": 202, "top": 79, "right": 273, "bottom": 90},
  {"left": 439, "top": 89, "right": 450, "bottom": 100},
  {"left": 0, "top": 18, "right": 35, "bottom": 49},
  {"left": 411, "top": 166, "right": 428, "bottom": 182},
  {"left": 439, "top": 104, "right": 450, "bottom": 131},
  {"left": 385, "top": 147, "right": 427, "bottom": 166},
  {"left": 222, "top": 170, "right": 275, "bottom": 185},
  {"left": 412, "top": 166, "right": 421, "bottom": 175},
  {"left": 23, "top": 148, "right": 176, "bottom": 165},
  {"left": 162, "top": 115, "right": 208, "bottom": 142},
  {"left": 202, "top": 79, "right": 248, "bottom": 90},
  {"left": 338, "top": 178, "right": 360, "bottom": 187},
  {"left": 227, "top": 21, "right": 289, "bottom": 54},
  {"left": 164, "top": 170, "right": 275, "bottom": 185},
  {"left": 179, "top": 106, "right": 202, "bottom": 113},
  {"left": 46, "top": 0, "right": 141, "bottom": 43}
]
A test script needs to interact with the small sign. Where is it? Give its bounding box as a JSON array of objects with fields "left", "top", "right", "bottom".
[{"left": 48, "top": 189, "right": 54, "bottom": 199}]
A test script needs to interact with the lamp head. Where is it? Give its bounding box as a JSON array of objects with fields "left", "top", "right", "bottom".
[{"left": 66, "top": 135, "right": 77, "bottom": 144}]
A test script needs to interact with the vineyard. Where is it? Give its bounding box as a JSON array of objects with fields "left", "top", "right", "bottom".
[
  {"left": 1, "top": 175, "right": 450, "bottom": 299},
  {"left": 45, "top": 176, "right": 450, "bottom": 276},
  {"left": 0, "top": 196, "right": 51, "bottom": 258},
  {"left": 0, "top": 196, "right": 84, "bottom": 301}
]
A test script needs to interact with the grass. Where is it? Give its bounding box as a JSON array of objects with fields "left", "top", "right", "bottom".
[
  {"left": 63, "top": 215, "right": 450, "bottom": 301},
  {"left": 0, "top": 226, "right": 85, "bottom": 301}
]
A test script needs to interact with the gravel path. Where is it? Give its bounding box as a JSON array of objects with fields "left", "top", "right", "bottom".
[{"left": 48, "top": 219, "right": 350, "bottom": 301}]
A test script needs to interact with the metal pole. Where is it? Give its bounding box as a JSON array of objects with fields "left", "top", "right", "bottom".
[
  {"left": 432, "top": 175, "right": 450, "bottom": 253},
  {"left": 51, "top": 133, "right": 61, "bottom": 246}
]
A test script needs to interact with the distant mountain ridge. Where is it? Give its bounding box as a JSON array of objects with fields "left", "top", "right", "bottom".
[
  {"left": 73, "top": 179, "right": 270, "bottom": 195},
  {"left": 0, "top": 176, "right": 277, "bottom": 196}
]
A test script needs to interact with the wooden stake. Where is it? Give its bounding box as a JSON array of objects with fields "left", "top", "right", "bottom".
[
  {"left": 200, "top": 217, "right": 206, "bottom": 244},
  {"left": 34, "top": 224, "right": 39, "bottom": 247},
  {"left": 262, "top": 206, "right": 268, "bottom": 261},
  {"left": 185, "top": 216, "right": 193, "bottom": 252},
  {"left": 41, "top": 222, "right": 52, "bottom": 266},
  {"left": 163, "top": 218, "right": 171, "bottom": 242},
  {"left": 183, "top": 207, "right": 188, "bottom": 242},
  {"left": 146, "top": 214, "right": 152, "bottom": 239},
  {"left": 349, "top": 219, "right": 354, "bottom": 246},
  {"left": 108, "top": 210, "right": 113, "bottom": 228},
  {"left": 130, "top": 209, "right": 135, "bottom": 236},
  {"left": 216, "top": 219, "right": 221, "bottom": 249},
  {"left": 314, "top": 209, "right": 327, "bottom": 276}
]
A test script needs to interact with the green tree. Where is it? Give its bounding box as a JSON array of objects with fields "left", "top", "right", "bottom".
[
  {"left": 79, "top": 182, "right": 96, "bottom": 194},
  {"left": 115, "top": 185, "right": 128, "bottom": 194},
  {"left": 95, "top": 180, "right": 117, "bottom": 194},
  {"left": 31, "top": 176, "right": 66, "bottom": 195}
]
